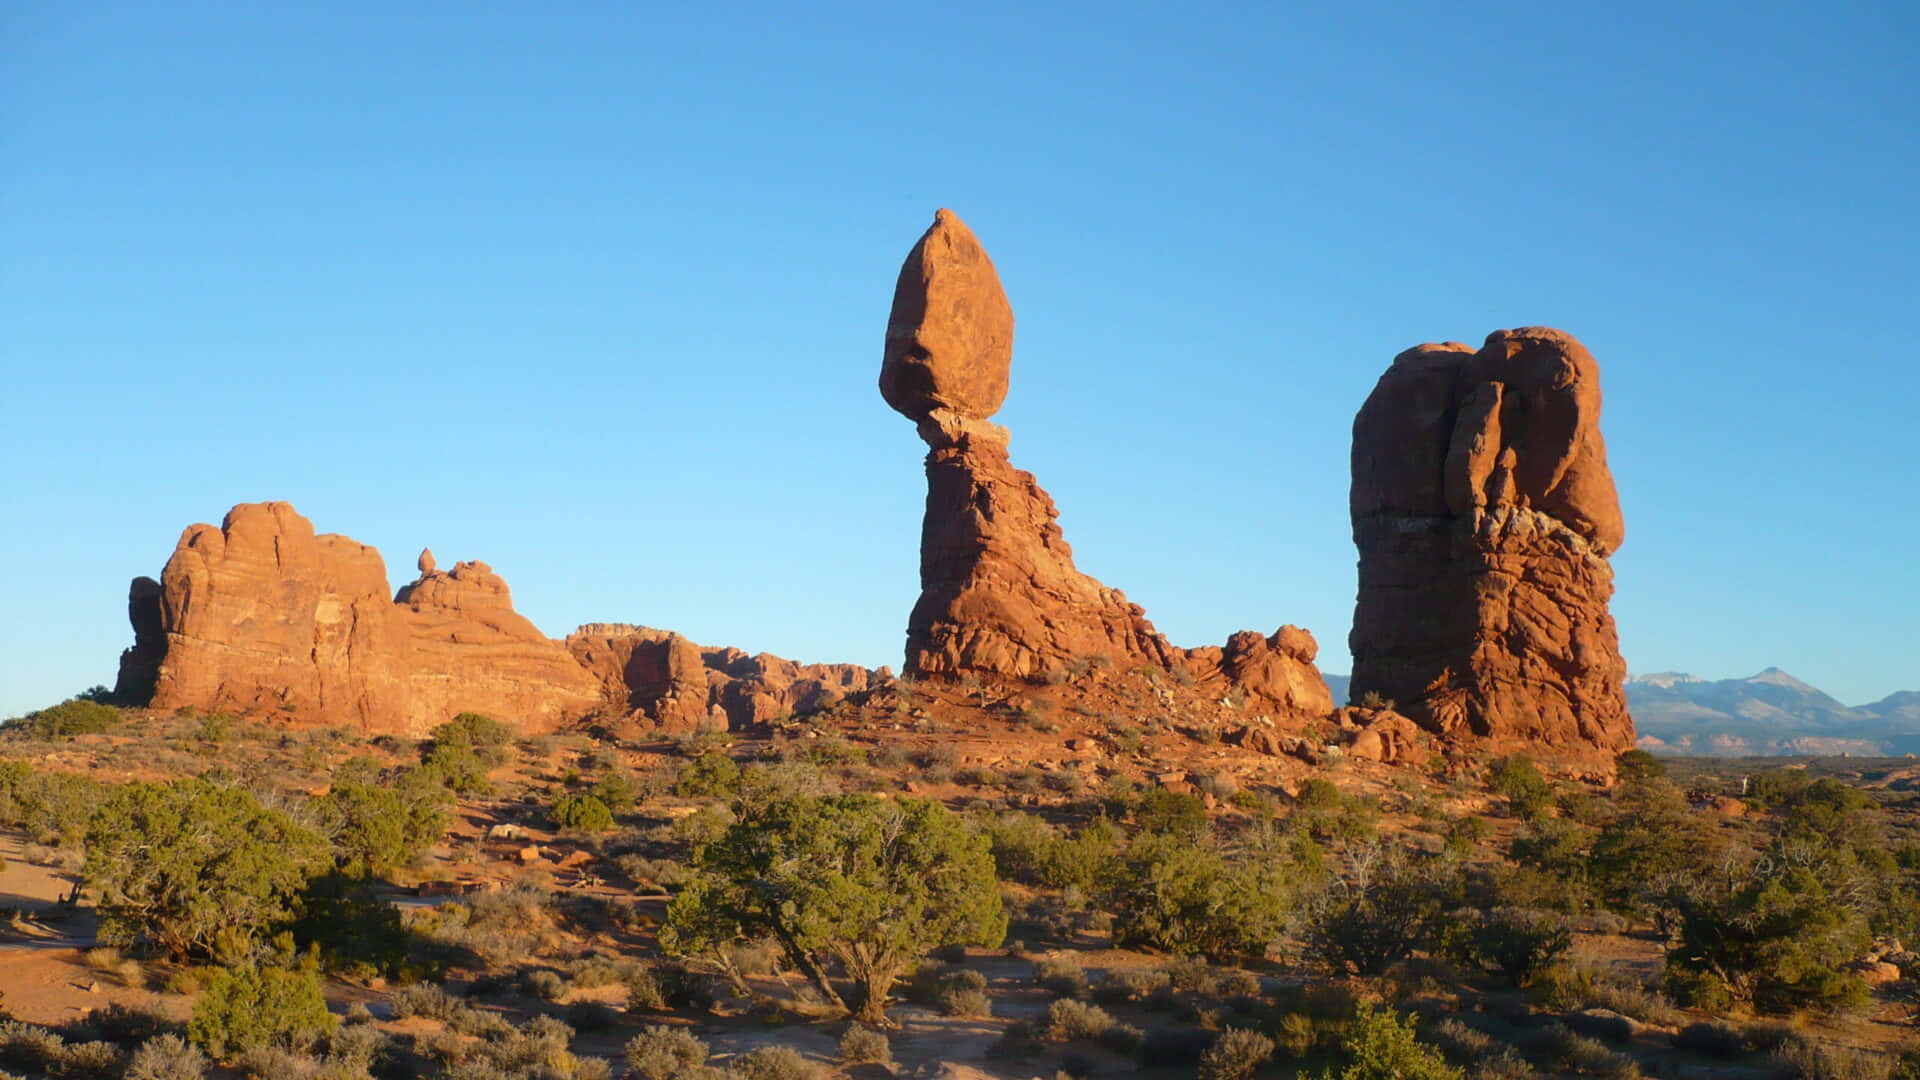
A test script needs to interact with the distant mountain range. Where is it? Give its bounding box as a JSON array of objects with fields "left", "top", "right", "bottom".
[
  {"left": 1321, "top": 669, "right": 1920, "bottom": 757},
  {"left": 1629, "top": 669, "right": 1920, "bottom": 757}
]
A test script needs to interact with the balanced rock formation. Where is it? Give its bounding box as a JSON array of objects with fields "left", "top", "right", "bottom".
[
  {"left": 116, "top": 502, "right": 599, "bottom": 734},
  {"left": 1349, "top": 327, "right": 1632, "bottom": 753},
  {"left": 882, "top": 209, "right": 1331, "bottom": 720}
]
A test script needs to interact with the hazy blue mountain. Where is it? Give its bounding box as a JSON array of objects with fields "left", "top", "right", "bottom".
[
  {"left": 1322, "top": 669, "right": 1920, "bottom": 757},
  {"left": 1629, "top": 668, "right": 1920, "bottom": 757}
]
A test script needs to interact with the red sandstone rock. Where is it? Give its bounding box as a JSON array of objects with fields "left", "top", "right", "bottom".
[
  {"left": 882, "top": 210, "right": 1333, "bottom": 722},
  {"left": 565, "top": 624, "right": 885, "bottom": 732},
  {"left": 881, "top": 208, "right": 1014, "bottom": 423},
  {"left": 1349, "top": 328, "right": 1632, "bottom": 755},
  {"left": 119, "top": 502, "right": 598, "bottom": 735}
]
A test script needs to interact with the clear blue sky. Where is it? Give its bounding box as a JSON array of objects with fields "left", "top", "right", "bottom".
[{"left": 3, "top": 2, "right": 1915, "bottom": 717}]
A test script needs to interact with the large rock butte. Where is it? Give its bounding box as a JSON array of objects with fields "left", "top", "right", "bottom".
[
  {"left": 1348, "top": 327, "right": 1632, "bottom": 753},
  {"left": 882, "top": 209, "right": 1331, "bottom": 720},
  {"left": 115, "top": 502, "right": 881, "bottom": 735}
]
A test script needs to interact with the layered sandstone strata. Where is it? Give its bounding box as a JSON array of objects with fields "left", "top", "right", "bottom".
[{"left": 1349, "top": 328, "right": 1632, "bottom": 752}]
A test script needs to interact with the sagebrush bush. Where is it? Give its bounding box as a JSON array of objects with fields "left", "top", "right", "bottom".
[
  {"left": 733, "top": 1045, "right": 818, "bottom": 1080},
  {"left": 838, "top": 1025, "right": 891, "bottom": 1066},
  {"left": 391, "top": 982, "right": 462, "bottom": 1020},
  {"left": 127, "top": 1034, "right": 209, "bottom": 1080},
  {"left": 1092, "top": 968, "right": 1170, "bottom": 1004},
  {"left": 624, "top": 1026, "right": 708, "bottom": 1080},
  {"left": 1034, "top": 955, "right": 1085, "bottom": 998},
  {"left": 1045, "top": 999, "right": 1116, "bottom": 1041},
  {"left": 1199, "top": 1028, "right": 1275, "bottom": 1080}
]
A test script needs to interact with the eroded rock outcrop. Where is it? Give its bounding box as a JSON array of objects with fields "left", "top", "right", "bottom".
[
  {"left": 116, "top": 502, "right": 598, "bottom": 734},
  {"left": 883, "top": 209, "right": 1331, "bottom": 721},
  {"left": 1349, "top": 327, "right": 1632, "bottom": 753},
  {"left": 566, "top": 624, "right": 885, "bottom": 732}
]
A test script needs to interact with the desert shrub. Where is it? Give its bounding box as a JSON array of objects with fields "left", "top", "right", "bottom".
[
  {"left": 1770, "top": 1035, "right": 1901, "bottom": 1080},
  {"left": 1200, "top": 1028, "right": 1276, "bottom": 1080},
  {"left": 187, "top": 963, "right": 335, "bottom": 1060},
  {"left": 1670, "top": 1021, "right": 1747, "bottom": 1058},
  {"left": 9, "top": 697, "right": 121, "bottom": 737},
  {"left": 664, "top": 794, "right": 1005, "bottom": 1024},
  {"left": 1487, "top": 755, "right": 1554, "bottom": 820},
  {"left": 317, "top": 772, "right": 452, "bottom": 876},
  {"left": 391, "top": 981, "right": 462, "bottom": 1020},
  {"left": 1306, "top": 852, "right": 1443, "bottom": 975},
  {"left": 566, "top": 1000, "right": 621, "bottom": 1033},
  {"left": 1135, "top": 788, "right": 1212, "bottom": 840},
  {"left": 1523, "top": 1024, "right": 1639, "bottom": 1080},
  {"left": 1451, "top": 907, "right": 1573, "bottom": 984},
  {"left": 85, "top": 779, "right": 331, "bottom": 959},
  {"left": 1317, "top": 1003, "right": 1464, "bottom": 1080},
  {"left": 0, "top": 762, "right": 113, "bottom": 845},
  {"left": 979, "top": 812, "right": 1123, "bottom": 890},
  {"left": 127, "top": 1034, "right": 210, "bottom": 1080},
  {"left": 525, "top": 968, "right": 568, "bottom": 1001},
  {"left": 733, "top": 1045, "right": 817, "bottom": 1080},
  {"left": 675, "top": 753, "right": 741, "bottom": 800},
  {"left": 290, "top": 874, "right": 426, "bottom": 981},
  {"left": 617, "top": 855, "right": 692, "bottom": 891},
  {"left": 1045, "top": 999, "right": 1116, "bottom": 1041},
  {"left": 1101, "top": 832, "right": 1315, "bottom": 959},
  {"left": 838, "top": 1024, "right": 891, "bottom": 1066},
  {"left": 1614, "top": 750, "right": 1665, "bottom": 785},
  {"left": 55, "top": 1040, "right": 128, "bottom": 1079},
  {"left": 1290, "top": 779, "right": 1382, "bottom": 844},
  {"left": 0, "top": 1021, "right": 67, "bottom": 1074},
  {"left": 1034, "top": 955, "right": 1086, "bottom": 998},
  {"left": 1093, "top": 968, "right": 1170, "bottom": 1005},
  {"left": 1665, "top": 840, "right": 1875, "bottom": 1014},
  {"left": 550, "top": 792, "right": 615, "bottom": 833},
  {"left": 623, "top": 1026, "right": 708, "bottom": 1080},
  {"left": 588, "top": 769, "right": 641, "bottom": 814},
  {"left": 57, "top": 1001, "right": 180, "bottom": 1048},
  {"left": 1532, "top": 964, "right": 1680, "bottom": 1027},
  {"left": 942, "top": 987, "right": 992, "bottom": 1018}
]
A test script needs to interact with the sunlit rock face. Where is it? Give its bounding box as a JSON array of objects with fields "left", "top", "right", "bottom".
[{"left": 1349, "top": 327, "right": 1632, "bottom": 754}]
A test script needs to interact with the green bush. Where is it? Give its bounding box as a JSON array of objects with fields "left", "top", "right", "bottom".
[
  {"left": 979, "top": 812, "right": 1123, "bottom": 890},
  {"left": 675, "top": 752, "right": 741, "bottom": 800},
  {"left": 1665, "top": 841, "right": 1875, "bottom": 1014},
  {"left": 84, "top": 779, "right": 331, "bottom": 959},
  {"left": 663, "top": 794, "right": 1005, "bottom": 1024},
  {"left": 1101, "top": 832, "right": 1317, "bottom": 960},
  {"left": 550, "top": 792, "right": 615, "bottom": 832},
  {"left": 187, "top": 964, "right": 335, "bottom": 1060},
  {"left": 8, "top": 698, "right": 121, "bottom": 738},
  {"left": 317, "top": 772, "right": 452, "bottom": 876},
  {"left": 1487, "top": 755, "right": 1553, "bottom": 820},
  {"left": 1316, "top": 1003, "right": 1463, "bottom": 1080}
]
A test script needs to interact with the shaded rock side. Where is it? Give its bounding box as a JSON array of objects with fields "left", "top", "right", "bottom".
[
  {"left": 119, "top": 501, "right": 598, "bottom": 734},
  {"left": 884, "top": 209, "right": 1331, "bottom": 721},
  {"left": 1349, "top": 328, "right": 1632, "bottom": 753},
  {"left": 566, "top": 624, "right": 885, "bottom": 731}
]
